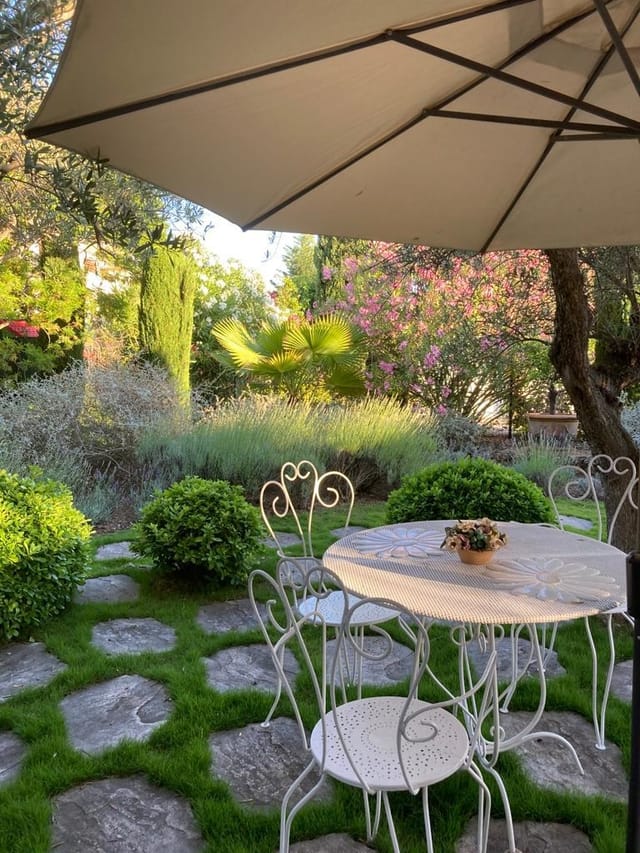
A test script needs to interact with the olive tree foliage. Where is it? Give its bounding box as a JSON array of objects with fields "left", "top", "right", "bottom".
[{"left": 0, "top": 0, "right": 203, "bottom": 261}]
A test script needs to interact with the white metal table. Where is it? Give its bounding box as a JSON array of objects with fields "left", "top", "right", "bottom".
[{"left": 323, "top": 520, "right": 626, "bottom": 853}]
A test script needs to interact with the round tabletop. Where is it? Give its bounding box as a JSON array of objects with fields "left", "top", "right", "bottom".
[{"left": 323, "top": 520, "right": 627, "bottom": 625}]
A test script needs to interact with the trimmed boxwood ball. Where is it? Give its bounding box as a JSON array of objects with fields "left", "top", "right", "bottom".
[
  {"left": 386, "top": 458, "right": 555, "bottom": 525},
  {"left": 0, "top": 470, "right": 91, "bottom": 643},
  {"left": 133, "top": 476, "right": 263, "bottom": 584}
]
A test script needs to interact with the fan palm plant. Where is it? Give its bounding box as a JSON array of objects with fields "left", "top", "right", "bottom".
[{"left": 212, "top": 314, "right": 366, "bottom": 401}]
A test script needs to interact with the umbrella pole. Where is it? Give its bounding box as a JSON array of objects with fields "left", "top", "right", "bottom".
[
  {"left": 627, "top": 469, "right": 640, "bottom": 852},
  {"left": 626, "top": 550, "right": 640, "bottom": 852}
]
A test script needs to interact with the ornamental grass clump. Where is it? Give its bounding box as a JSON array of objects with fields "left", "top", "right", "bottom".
[
  {"left": 442, "top": 518, "right": 508, "bottom": 553},
  {"left": 0, "top": 470, "right": 91, "bottom": 642},
  {"left": 133, "top": 476, "right": 263, "bottom": 584}
]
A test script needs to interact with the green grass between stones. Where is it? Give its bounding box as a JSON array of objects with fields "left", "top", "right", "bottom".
[{"left": 0, "top": 502, "right": 631, "bottom": 852}]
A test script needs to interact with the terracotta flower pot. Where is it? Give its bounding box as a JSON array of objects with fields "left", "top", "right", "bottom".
[
  {"left": 527, "top": 412, "right": 578, "bottom": 438},
  {"left": 458, "top": 549, "right": 494, "bottom": 566}
]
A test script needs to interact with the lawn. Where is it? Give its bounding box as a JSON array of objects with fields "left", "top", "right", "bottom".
[{"left": 0, "top": 500, "right": 630, "bottom": 852}]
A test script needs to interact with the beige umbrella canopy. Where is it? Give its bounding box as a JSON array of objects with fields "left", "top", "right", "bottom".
[{"left": 26, "top": 0, "right": 640, "bottom": 251}]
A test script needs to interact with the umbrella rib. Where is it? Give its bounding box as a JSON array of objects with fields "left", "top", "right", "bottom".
[
  {"left": 26, "top": 0, "right": 600, "bottom": 139},
  {"left": 427, "top": 109, "right": 640, "bottom": 135},
  {"left": 390, "top": 31, "right": 640, "bottom": 131},
  {"left": 480, "top": 0, "right": 640, "bottom": 251},
  {"left": 241, "top": 112, "right": 428, "bottom": 231},
  {"left": 26, "top": 0, "right": 536, "bottom": 139},
  {"left": 241, "top": 0, "right": 628, "bottom": 231},
  {"left": 592, "top": 0, "right": 640, "bottom": 96}
]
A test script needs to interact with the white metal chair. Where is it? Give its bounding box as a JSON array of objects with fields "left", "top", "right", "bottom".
[
  {"left": 546, "top": 454, "right": 636, "bottom": 748},
  {"left": 248, "top": 564, "right": 495, "bottom": 853},
  {"left": 259, "top": 460, "right": 398, "bottom": 722}
]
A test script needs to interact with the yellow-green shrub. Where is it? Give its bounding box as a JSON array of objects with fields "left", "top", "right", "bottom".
[{"left": 0, "top": 470, "right": 91, "bottom": 642}]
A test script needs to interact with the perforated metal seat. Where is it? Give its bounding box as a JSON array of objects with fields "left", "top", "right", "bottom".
[{"left": 249, "top": 565, "right": 495, "bottom": 853}]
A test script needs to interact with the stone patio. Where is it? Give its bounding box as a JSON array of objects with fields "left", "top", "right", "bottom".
[
  {"left": 325, "top": 634, "right": 415, "bottom": 687},
  {"left": 51, "top": 776, "right": 203, "bottom": 852},
  {"left": 95, "top": 542, "right": 137, "bottom": 560},
  {"left": 0, "top": 731, "right": 26, "bottom": 787},
  {"left": 209, "top": 716, "right": 331, "bottom": 810},
  {"left": 196, "top": 597, "right": 265, "bottom": 634},
  {"left": 456, "top": 818, "right": 593, "bottom": 852},
  {"left": 91, "top": 617, "right": 176, "bottom": 655},
  {"left": 59, "top": 674, "right": 172, "bottom": 755},
  {"left": 203, "top": 644, "right": 299, "bottom": 693},
  {"left": 74, "top": 573, "right": 140, "bottom": 604},
  {"left": 0, "top": 566, "right": 629, "bottom": 850},
  {"left": 500, "top": 710, "right": 627, "bottom": 800},
  {"left": 0, "top": 642, "right": 66, "bottom": 702},
  {"left": 611, "top": 658, "right": 632, "bottom": 702},
  {"left": 465, "top": 635, "right": 566, "bottom": 682}
]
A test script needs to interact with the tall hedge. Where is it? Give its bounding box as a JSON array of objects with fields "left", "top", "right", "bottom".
[{"left": 139, "top": 247, "right": 196, "bottom": 399}]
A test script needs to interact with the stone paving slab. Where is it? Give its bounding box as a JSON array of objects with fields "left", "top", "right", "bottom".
[
  {"left": 51, "top": 776, "right": 203, "bottom": 852},
  {"left": 196, "top": 598, "right": 266, "bottom": 634},
  {"left": 203, "top": 644, "right": 298, "bottom": 693},
  {"left": 210, "top": 716, "right": 331, "bottom": 810},
  {"left": 0, "top": 642, "right": 66, "bottom": 702},
  {"left": 74, "top": 574, "right": 140, "bottom": 604},
  {"left": 262, "top": 532, "right": 302, "bottom": 549},
  {"left": 558, "top": 515, "right": 593, "bottom": 532},
  {"left": 60, "top": 675, "right": 172, "bottom": 755},
  {"left": 325, "top": 635, "right": 414, "bottom": 687},
  {"left": 466, "top": 636, "right": 565, "bottom": 683},
  {"left": 290, "top": 833, "right": 372, "bottom": 852},
  {"left": 0, "top": 731, "right": 26, "bottom": 787},
  {"left": 91, "top": 618, "right": 177, "bottom": 656},
  {"left": 330, "top": 525, "right": 366, "bottom": 539},
  {"left": 500, "top": 710, "right": 627, "bottom": 800},
  {"left": 95, "top": 542, "right": 136, "bottom": 560},
  {"left": 611, "top": 658, "right": 632, "bottom": 702},
  {"left": 456, "top": 818, "right": 593, "bottom": 852}
]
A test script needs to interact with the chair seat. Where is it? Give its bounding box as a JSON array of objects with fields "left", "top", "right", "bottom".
[
  {"left": 298, "top": 592, "right": 397, "bottom": 627},
  {"left": 310, "top": 696, "right": 469, "bottom": 792}
]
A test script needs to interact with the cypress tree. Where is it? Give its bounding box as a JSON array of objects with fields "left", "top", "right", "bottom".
[{"left": 139, "top": 247, "right": 196, "bottom": 399}]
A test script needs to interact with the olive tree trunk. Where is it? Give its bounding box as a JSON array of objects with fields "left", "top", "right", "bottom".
[{"left": 545, "top": 248, "right": 638, "bottom": 551}]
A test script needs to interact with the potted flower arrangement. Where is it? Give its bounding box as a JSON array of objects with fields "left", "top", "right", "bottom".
[{"left": 441, "top": 518, "right": 508, "bottom": 565}]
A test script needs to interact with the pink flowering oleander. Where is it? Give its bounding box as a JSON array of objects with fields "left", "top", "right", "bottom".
[{"left": 441, "top": 518, "right": 508, "bottom": 553}]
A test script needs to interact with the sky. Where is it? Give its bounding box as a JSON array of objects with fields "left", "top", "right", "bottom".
[{"left": 204, "top": 214, "right": 299, "bottom": 285}]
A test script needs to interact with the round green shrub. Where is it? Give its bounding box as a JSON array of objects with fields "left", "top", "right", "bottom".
[
  {"left": 133, "top": 476, "right": 263, "bottom": 583},
  {"left": 0, "top": 470, "right": 91, "bottom": 643},
  {"left": 386, "top": 458, "right": 555, "bottom": 524}
]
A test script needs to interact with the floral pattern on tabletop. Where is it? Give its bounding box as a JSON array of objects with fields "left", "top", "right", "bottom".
[
  {"left": 351, "top": 527, "right": 443, "bottom": 557},
  {"left": 481, "top": 557, "right": 622, "bottom": 604}
]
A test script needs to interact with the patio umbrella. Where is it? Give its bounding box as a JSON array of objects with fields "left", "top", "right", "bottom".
[
  {"left": 25, "top": 0, "right": 640, "bottom": 251},
  {"left": 25, "top": 1, "right": 640, "bottom": 849}
]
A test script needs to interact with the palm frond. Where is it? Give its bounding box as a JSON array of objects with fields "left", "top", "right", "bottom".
[{"left": 212, "top": 317, "right": 265, "bottom": 368}]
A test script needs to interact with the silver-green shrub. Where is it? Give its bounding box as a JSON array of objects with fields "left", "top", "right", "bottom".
[
  {"left": 138, "top": 395, "right": 442, "bottom": 499},
  {"left": 0, "top": 362, "right": 188, "bottom": 521},
  {"left": 621, "top": 400, "right": 640, "bottom": 446},
  {"left": 510, "top": 435, "right": 576, "bottom": 490}
]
